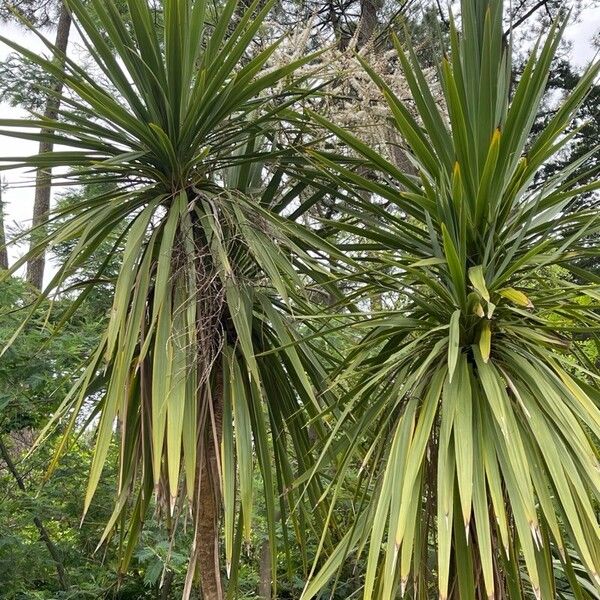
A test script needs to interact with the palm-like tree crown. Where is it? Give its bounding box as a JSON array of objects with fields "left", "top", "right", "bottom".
[
  {"left": 306, "top": 1, "right": 600, "bottom": 598},
  {"left": 0, "top": 0, "right": 335, "bottom": 596}
]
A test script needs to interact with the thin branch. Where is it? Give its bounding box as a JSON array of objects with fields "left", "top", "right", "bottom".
[{"left": 505, "top": 0, "right": 548, "bottom": 35}]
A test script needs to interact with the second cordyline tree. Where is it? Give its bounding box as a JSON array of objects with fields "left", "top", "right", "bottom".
[
  {"left": 0, "top": 0, "right": 342, "bottom": 598},
  {"left": 305, "top": 0, "right": 600, "bottom": 598},
  {"left": 1, "top": 0, "right": 600, "bottom": 598}
]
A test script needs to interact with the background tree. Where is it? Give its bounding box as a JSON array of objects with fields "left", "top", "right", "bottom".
[
  {"left": 0, "top": 271, "right": 106, "bottom": 594},
  {"left": 26, "top": 2, "right": 71, "bottom": 290},
  {"left": 0, "top": 0, "right": 72, "bottom": 289}
]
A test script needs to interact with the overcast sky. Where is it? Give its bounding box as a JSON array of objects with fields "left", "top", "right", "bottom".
[{"left": 0, "top": 7, "right": 599, "bottom": 268}]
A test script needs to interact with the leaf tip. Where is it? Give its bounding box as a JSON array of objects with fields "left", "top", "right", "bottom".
[{"left": 400, "top": 578, "right": 407, "bottom": 597}]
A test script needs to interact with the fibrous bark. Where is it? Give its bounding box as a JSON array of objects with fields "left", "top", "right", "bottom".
[
  {"left": 195, "top": 367, "right": 224, "bottom": 600},
  {"left": 0, "top": 182, "right": 8, "bottom": 270},
  {"left": 258, "top": 538, "right": 272, "bottom": 599},
  {"left": 356, "top": 0, "right": 383, "bottom": 48}
]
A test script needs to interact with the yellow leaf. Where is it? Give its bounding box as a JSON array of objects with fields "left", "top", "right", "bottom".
[
  {"left": 499, "top": 287, "right": 533, "bottom": 308},
  {"left": 479, "top": 320, "right": 491, "bottom": 363}
]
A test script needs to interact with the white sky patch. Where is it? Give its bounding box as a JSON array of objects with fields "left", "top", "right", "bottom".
[{"left": 565, "top": 6, "right": 599, "bottom": 67}]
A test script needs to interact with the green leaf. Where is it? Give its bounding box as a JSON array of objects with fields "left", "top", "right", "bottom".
[{"left": 448, "top": 309, "right": 461, "bottom": 382}]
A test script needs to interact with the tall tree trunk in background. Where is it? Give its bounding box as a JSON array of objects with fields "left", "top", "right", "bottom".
[
  {"left": 0, "top": 181, "right": 8, "bottom": 270},
  {"left": 26, "top": 3, "right": 71, "bottom": 289},
  {"left": 0, "top": 436, "right": 69, "bottom": 590}
]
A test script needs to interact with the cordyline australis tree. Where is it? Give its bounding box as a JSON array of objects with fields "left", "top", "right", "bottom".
[
  {"left": 304, "top": 1, "right": 600, "bottom": 599},
  {"left": 0, "top": 0, "right": 339, "bottom": 597}
]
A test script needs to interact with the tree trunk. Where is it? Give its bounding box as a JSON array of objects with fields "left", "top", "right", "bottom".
[
  {"left": 257, "top": 538, "right": 272, "bottom": 599},
  {"left": 0, "top": 436, "right": 69, "bottom": 590},
  {"left": 0, "top": 181, "right": 8, "bottom": 270},
  {"left": 196, "top": 367, "right": 224, "bottom": 600},
  {"left": 356, "top": 0, "right": 383, "bottom": 48},
  {"left": 26, "top": 3, "right": 72, "bottom": 290},
  {"left": 160, "top": 568, "right": 174, "bottom": 600}
]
